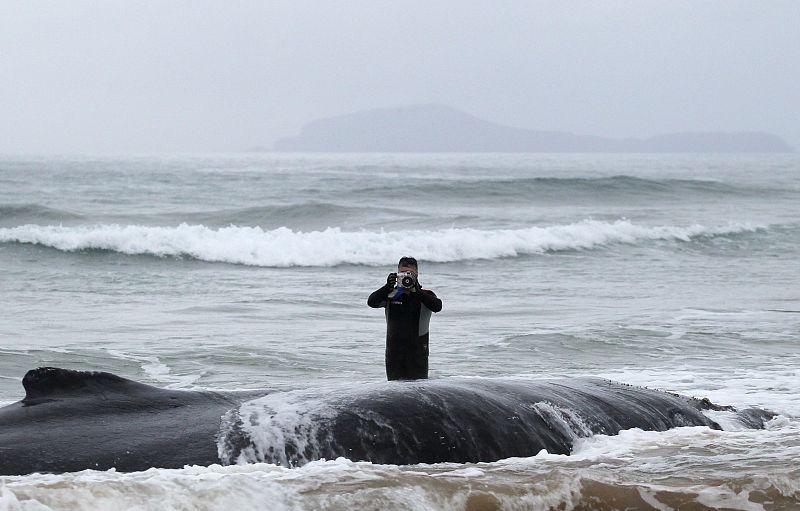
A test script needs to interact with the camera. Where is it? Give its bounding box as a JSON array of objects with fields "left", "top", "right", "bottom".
[{"left": 396, "top": 271, "right": 417, "bottom": 289}]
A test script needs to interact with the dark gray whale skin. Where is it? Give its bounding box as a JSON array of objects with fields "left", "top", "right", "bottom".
[
  {"left": 218, "top": 377, "right": 765, "bottom": 467},
  {"left": 0, "top": 367, "right": 263, "bottom": 475},
  {"left": 0, "top": 367, "right": 774, "bottom": 475}
]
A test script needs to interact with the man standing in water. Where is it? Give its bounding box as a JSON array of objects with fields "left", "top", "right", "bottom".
[{"left": 368, "top": 257, "right": 442, "bottom": 380}]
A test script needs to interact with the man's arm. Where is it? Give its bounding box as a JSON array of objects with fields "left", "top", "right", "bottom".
[
  {"left": 367, "top": 273, "right": 397, "bottom": 308},
  {"left": 417, "top": 287, "right": 442, "bottom": 313},
  {"left": 367, "top": 285, "right": 391, "bottom": 308}
]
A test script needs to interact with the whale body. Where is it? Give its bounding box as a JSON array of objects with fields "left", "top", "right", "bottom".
[
  {"left": 0, "top": 367, "right": 262, "bottom": 475},
  {"left": 0, "top": 367, "right": 773, "bottom": 475},
  {"left": 217, "top": 377, "right": 749, "bottom": 466}
]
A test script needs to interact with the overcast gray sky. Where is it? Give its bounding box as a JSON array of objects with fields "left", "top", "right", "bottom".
[{"left": 1, "top": 0, "right": 798, "bottom": 153}]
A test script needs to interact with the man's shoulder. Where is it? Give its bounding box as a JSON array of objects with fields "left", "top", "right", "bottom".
[{"left": 420, "top": 288, "right": 437, "bottom": 296}]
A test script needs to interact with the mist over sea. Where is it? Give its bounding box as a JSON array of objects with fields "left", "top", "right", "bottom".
[{"left": 1, "top": 153, "right": 798, "bottom": 510}]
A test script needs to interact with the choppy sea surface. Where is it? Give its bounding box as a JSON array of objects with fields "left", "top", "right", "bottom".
[{"left": 0, "top": 153, "right": 798, "bottom": 510}]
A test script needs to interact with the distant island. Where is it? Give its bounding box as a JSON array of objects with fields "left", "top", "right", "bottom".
[{"left": 271, "top": 104, "right": 794, "bottom": 153}]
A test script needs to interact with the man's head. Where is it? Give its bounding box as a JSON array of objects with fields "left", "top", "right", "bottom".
[{"left": 398, "top": 256, "right": 418, "bottom": 274}]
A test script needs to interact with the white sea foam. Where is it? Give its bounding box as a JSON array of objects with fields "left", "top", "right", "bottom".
[
  {"left": 530, "top": 401, "right": 592, "bottom": 439},
  {"left": 3, "top": 435, "right": 798, "bottom": 511},
  {"left": 0, "top": 220, "right": 763, "bottom": 267},
  {"left": 594, "top": 366, "right": 800, "bottom": 417},
  {"left": 219, "top": 387, "right": 343, "bottom": 466},
  {"left": 0, "top": 459, "right": 585, "bottom": 511}
]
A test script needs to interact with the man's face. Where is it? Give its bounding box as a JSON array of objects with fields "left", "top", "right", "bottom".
[{"left": 398, "top": 264, "right": 418, "bottom": 276}]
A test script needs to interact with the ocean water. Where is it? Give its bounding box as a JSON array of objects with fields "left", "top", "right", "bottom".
[{"left": 0, "top": 153, "right": 798, "bottom": 510}]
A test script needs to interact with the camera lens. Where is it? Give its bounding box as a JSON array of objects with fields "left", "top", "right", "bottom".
[{"left": 400, "top": 275, "right": 414, "bottom": 288}]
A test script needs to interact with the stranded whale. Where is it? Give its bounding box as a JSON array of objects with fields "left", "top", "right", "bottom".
[{"left": 0, "top": 367, "right": 774, "bottom": 475}]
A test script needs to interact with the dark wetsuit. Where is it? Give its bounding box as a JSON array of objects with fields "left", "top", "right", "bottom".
[{"left": 368, "top": 284, "right": 442, "bottom": 380}]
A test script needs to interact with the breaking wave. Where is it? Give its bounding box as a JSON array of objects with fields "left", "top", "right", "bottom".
[
  {"left": 0, "top": 220, "right": 764, "bottom": 267},
  {"left": 2, "top": 455, "right": 799, "bottom": 511}
]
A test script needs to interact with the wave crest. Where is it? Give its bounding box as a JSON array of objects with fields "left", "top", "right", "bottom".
[{"left": 0, "top": 220, "right": 763, "bottom": 267}]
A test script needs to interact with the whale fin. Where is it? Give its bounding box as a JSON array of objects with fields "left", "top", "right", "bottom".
[
  {"left": 736, "top": 407, "right": 778, "bottom": 429},
  {"left": 22, "top": 367, "right": 156, "bottom": 403}
]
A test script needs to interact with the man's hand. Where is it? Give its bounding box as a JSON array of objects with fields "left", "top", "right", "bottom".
[
  {"left": 414, "top": 280, "right": 422, "bottom": 292},
  {"left": 386, "top": 272, "right": 398, "bottom": 288}
]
